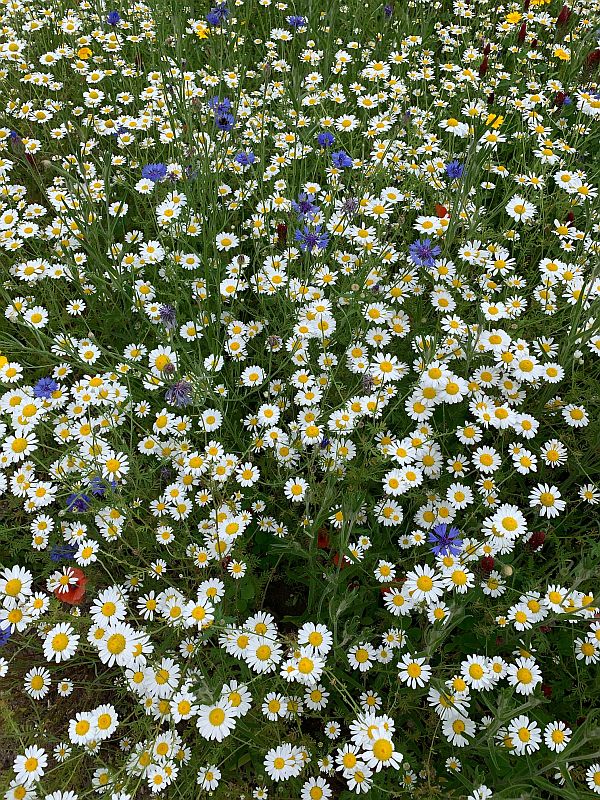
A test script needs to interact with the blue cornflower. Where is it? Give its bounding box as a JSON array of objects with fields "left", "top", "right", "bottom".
[
  {"left": 207, "top": 2, "right": 229, "bottom": 25},
  {"left": 165, "top": 380, "right": 193, "bottom": 408},
  {"left": 106, "top": 10, "right": 121, "bottom": 25},
  {"left": 215, "top": 111, "right": 235, "bottom": 131},
  {"left": 383, "top": 3, "right": 393, "bottom": 17},
  {"left": 234, "top": 150, "right": 255, "bottom": 166},
  {"left": 409, "top": 238, "right": 441, "bottom": 267},
  {"left": 563, "top": 95, "right": 572, "bottom": 105},
  {"left": 317, "top": 131, "right": 335, "bottom": 148},
  {"left": 141, "top": 163, "right": 167, "bottom": 183},
  {"left": 0, "top": 627, "right": 11, "bottom": 647},
  {"left": 445, "top": 159, "right": 464, "bottom": 180},
  {"left": 294, "top": 225, "right": 330, "bottom": 253},
  {"left": 291, "top": 192, "right": 319, "bottom": 221},
  {"left": 208, "top": 96, "right": 231, "bottom": 112},
  {"left": 428, "top": 524, "right": 463, "bottom": 556},
  {"left": 331, "top": 150, "right": 353, "bottom": 169},
  {"left": 33, "top": 377, "right": 58, "bottom": 399},
  {"left": 287, "top": 15, "right": 307, "bottom": 27},
  {"left": 88, "top": 475, "right": 115, "bottom": 496},
  {"left": 66, "top": 493, "right": 91, "bottom": 513},
  {"left": 50, "top": 543, "right": 78, "bottom": 562},
  {"left": 159, "top": 304, "right": 177, "bottom": 329}
]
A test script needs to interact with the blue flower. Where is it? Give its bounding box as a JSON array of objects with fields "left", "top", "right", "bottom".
[
  {"left": 291, "top": 192, "right": 319, "bottom": 221},
  {"left": 428, "top": 524, "right": 463, "bottom": 556},
  {"left": 215, "top": 112, "right": 235, "bottom": 131},
  {"left": 50, "top": 543, "right": 78, "bottom": 562},
  {"left": 0, "top": 627, "right": 11, "bottom": 647},
  {"left": 331, "top": 150, "right": 353, "bottom": 169},
  {"left": 66, "top": 493, "right": 91, "bottom": 513},
  {"left": 141, "top": 163, "right": 167, "bottom": 183},
  {"left": 287, "top": 15, "right": 307, "bottom": 27},
  {"left": 165, "top": 380, "right": 193, "bottom": 408},
  {"left": 207, "top": 3, "right": 229, "bottom": 25},
  {"left": 294, "top": 225, "right": 330, "bottom": 253},
  {"left": 106, "top": 10, "right": 121, "bottom": 25},
  {"left": 234, "top": 150, "right": 255, "bottom": 166},
  {"left": 445, "top": 159, "right": 464, "bottom": 180},
  {"left": 317, "top": 131, "right": 335, "bottom": 148},
  {"left": 33, "top": 377, "right": 58, "bottom": 399},
  {"left": 409, "top": 238, "right": 441, "bottom": 267}
]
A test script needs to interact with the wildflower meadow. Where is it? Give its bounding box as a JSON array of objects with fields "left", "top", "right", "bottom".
[{"left": 1, "top": 0, "right": 600, "bottom": 797}]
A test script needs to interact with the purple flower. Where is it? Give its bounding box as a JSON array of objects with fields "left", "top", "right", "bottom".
[
  {"left": 294, "top": 225, "right": 329, "bottom": 253},
  {"left": 234, "top": 150, "right": 255, "bottom": 166},
  {"left": 159, "top": 304, "right": 177, "bottom": 329},
  {"left": 291, "top": 192, "right": 319, "bottom": 221},
  {"left": 50, "top": 543, "right": 78, "bottom": 562},
  {"left": 384, "top": 3, "right": 393, "bottom": 17},
  {"left": 317, "top": 131, "right": 335, "bottom": 148},
  {"left": 206, "top": 2, "right": 229, "bottom": 25},
  {"left": 409, "top": 238, "right": 441, "bottom": 267},
  {"left": 165, "top": 380, "right": 193, "bottom": 407},
  {"left": 331, "top": 150, "right": 353, "bottom": 169},
  {"left": 215, "top": 111, "right": 235, "bottom": 131},
  {"left": 33, "top": 377, "right": 58, "bottom": 399},
  {"left": 88, "top": 475, "right": 114, "bottom": 496},
  {"left": 66, "top": 493, "right": 91, "bottom": 512},
  {"left": 287, "top": 14, "right": 307, "bottom": 27},
  {"left": 428, "top": 524, "right": 463, "bottom": 556},
  {"left": 445, "top": 160, "right": 464, "bottom": 180},
  {"left": 141, "top": 163, "right": 167, "bottom": 183},
  {"left": 106, "top": 10, "right": 121, "bottom": 25}
]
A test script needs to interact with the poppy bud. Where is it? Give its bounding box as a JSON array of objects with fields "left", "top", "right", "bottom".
[
  {"left": 556, "top": 4, "right": 571, "bottom": 25},
  {"left": 518, "top": 22, "right": 527, "bottom": 42},
  {"left": 276, "top": 222, "right": 287, "bottom": 247},
  {"left": 554, "top": 91, "right": 566, "bottom": 107},
  {"left": 478, "top": 56, "right": 488, "bottom": 78},
  {"left": 566, "top": 211, "right": 574, "bottom": 223},
  {"left": 480, "top": 556, "right": 495, "bottom": 574},
  {"left": 317, "top": 528, "right": 330, "bottom": 549},
  {"left": 527, "top": 530, "right": 546, "bottom": 550},
  {"left": 585, "top": 49, "right": 600, "bottom": 68},
  {"left": 332, "top": 552, "right": 348, "bottom": 570}
]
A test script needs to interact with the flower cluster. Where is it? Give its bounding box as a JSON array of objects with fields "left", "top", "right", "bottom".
[{"left": 0, "top": 0, "right": 600, "bottom": 798}]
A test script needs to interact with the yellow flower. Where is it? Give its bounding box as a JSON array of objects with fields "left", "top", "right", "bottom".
[
  {"left": 196, "top": 25, "right": 210, "bottom": 39},
  {"left": 506, "top": 12, "right": 522, "bottom": 24},
  {"left": 486, "top": 113, "right": 504, "bottom": 129},
  {"left": 553, "top": 47, "right": 570, "bottom": 61},
  {"left": 77, "top": 47, "right": 92, "bottom": 59}
]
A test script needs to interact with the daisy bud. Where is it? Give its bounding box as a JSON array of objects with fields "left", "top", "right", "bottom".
[{"left": 501, "top": 564, "right": 513, "bottom": 577}]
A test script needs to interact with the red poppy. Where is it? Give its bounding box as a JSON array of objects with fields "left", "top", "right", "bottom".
[
  {"left": 434, "top": 203, "right": 448, "bottom": 218},
  {"left": 54, "top": 567, "right": 88, "bottom": 605},
  {"left": 317, "top": 528, "right": 330, "bottom": 549}
]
